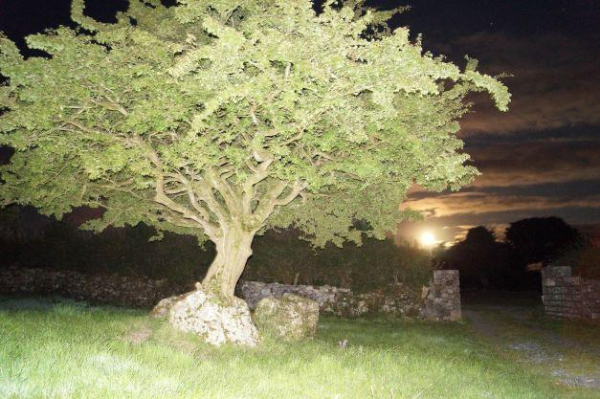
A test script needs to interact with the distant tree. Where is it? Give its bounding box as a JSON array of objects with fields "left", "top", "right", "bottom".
[
  {"left": 554, "top": 243, "right": 600, "bottom": 279},
  {"left": 439, "top": 226, "right": 512, "bottom": 289},
  {"left": 464, "top": 226, "right": 496, "bottom": 246},
  {"left": 0, "top": 0, "right": 509, "bottom": 299},
  {"left": 505, "top": 217, "right": 582, "bottom": 266}
]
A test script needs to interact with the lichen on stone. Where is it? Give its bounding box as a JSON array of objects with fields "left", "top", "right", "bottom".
[
  {"left": 253, "top": 294, "right": 319, "bottom": 341},
  {"left": 166, "top": 287, "right": 259, "bottom": 347}
]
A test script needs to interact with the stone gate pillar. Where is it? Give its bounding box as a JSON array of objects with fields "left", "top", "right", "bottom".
[
  {"left": 542, "top": 266, "right": 581, "bottom": 319},
  {"left": 422, "top": 270, "right": 462, "bottom": 321}
]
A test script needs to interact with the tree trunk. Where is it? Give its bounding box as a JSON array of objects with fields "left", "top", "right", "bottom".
[{"left": 202, "top": 226, "right": 254, "bottom": 299}]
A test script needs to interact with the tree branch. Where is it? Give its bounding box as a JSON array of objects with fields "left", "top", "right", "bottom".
[
  {"left": 242, "top": 157, "right": 273, "bottom": 215},
  {"left": 204, "top": 168, "right": 242, "bottom": 220},
  {"left": 274, "top": 180, "right": 308, "bottom": 206},
  {"left": 183, "top": 167, "right": 230, "bottom": 224},
  {"left": 251, "top": 180, "right": 307, "bottom": 227},
  {"left": 154, "top": 175, "right": 218, "bottom": 239}
]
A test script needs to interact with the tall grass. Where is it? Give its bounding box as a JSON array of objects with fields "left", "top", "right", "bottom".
[{"left": 0, "top": 296, "right": 595, "bottom": 399}]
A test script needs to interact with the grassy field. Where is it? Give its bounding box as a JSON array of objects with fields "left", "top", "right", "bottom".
[
  {"left": 0, "top": 296, "right": 597, "bottom": 399},
  {"left": 464, "top": 302, "right": 600, "bottom": 390}
]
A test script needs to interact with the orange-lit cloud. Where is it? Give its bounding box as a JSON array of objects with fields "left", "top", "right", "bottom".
[{"left": 402, "top": 193, "right": 600, "bottom": 219}]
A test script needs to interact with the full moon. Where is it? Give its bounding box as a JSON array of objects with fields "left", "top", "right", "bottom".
[{"left": 420, "top": 231, "right": 436, "bottom": 247}]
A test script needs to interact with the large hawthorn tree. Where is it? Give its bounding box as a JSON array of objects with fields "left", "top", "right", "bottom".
[{"left": 0, "top": 0, "right": 509, "bottom": 298}]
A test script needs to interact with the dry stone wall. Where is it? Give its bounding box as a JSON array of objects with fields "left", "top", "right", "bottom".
[
  {"left": 240, "top": 272, "right": 463, "bottom": 320},
  {"left": 1, "top": 266, "right": 463, "bottom": 321},
  {"left": 0, "top": 266, "right": 186, "bottom": 307},
  {"left": 542, "top": 266, "right": 600, "bottom": 321},
  {"left": 420, "top": 270, "right": 462, "bottom": 321},
  {"left": 239, "top": 280, "right": 420, "bottom": 317}
]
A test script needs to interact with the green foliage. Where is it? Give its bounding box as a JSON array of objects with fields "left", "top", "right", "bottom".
[{"left": 0, "top": 1, "right": 509, "bottom": 254}]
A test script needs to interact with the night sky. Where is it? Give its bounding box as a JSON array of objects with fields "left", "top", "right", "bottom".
[
  {"left": 391, "top": 0, "right": 600, "bottom": 243},
  {"left": 1, "top": 0, "right": 599, "bottom": 244}
]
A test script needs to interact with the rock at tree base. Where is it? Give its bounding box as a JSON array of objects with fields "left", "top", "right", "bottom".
[
  {"left": 156, "top": 287, "right": 259, "bottom": 347},
  {"left": 253, "top": 293, "right": 319, "bottom": 341},
  {"left": 151, "top": 292, "right": 191, "bottom": 318}
]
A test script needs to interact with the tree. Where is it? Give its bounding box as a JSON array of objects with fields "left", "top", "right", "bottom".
[
  {"left": 0, "top": 0, "right": 509, "bottom": 299},
  {"left": 505, "top": 216, "right": 582, "bottom": 265},
  {"left": 438, "top": 226, "right": 512, "bottom": 289}
]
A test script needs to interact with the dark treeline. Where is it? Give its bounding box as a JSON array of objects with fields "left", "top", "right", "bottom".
[
  {"left": 0, "top": 206, "right": 431, "bottom": 293},
  {"left": 2, "top": 206, "right": 598, "bottom": 293},
  {"left": 435, "top": 217, "right": 599, "bottom": 291}
]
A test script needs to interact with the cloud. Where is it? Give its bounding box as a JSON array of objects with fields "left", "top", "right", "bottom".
[
  {"left": 400, "top": 118, "right": 600, "bottom": 242},
  {"left": 400, "top": 186, "right": 600, "bottom": 242},
  {"left": 433, "top": 32, "right": 600, "bottom": 136},
  {"left": 402, "top": 191, "right": 600, "bottom": 219},
  {"left": 466, "top": 135, "right": 600, "bottom": 187},
  {"left": 405, "top": 128, "right": 600, "bottom": 192},
  {"left": 394, "top": 219, "right": 509, "bottom": 245},
  {"left": 397, "top": 16, "right": 600, "bottom": 243},
  {"left": 446, "top": 223, "right": 509, "bottom": 242}
]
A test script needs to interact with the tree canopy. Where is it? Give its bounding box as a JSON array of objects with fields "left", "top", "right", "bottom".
[
  {"left": 0, "top": 0, "right": 509, "bottom": 296},
  {"left": 438, "top": 226, "right": 513, "bottom": 290},
  {"left": 506, "top": 217, "right": 582, "bottom": 265}
]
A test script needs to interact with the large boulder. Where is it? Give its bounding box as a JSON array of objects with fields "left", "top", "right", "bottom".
[
  {"left": 155, "top": 286, "right": 259, "bottom": 347},
  {"left": 151, "top": 291, "right": 192, "bottom": 318},
  {"left": 253, "top": 293, "right": 319, "bottom": 341}
]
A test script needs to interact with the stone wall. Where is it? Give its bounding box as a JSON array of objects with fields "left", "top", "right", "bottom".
[
  {"left": 541, "top": 266, "right": 600, "bottom": 321},
  {"left": 420, "top": 270, "right": 461, "bottom": 321},
  {"left": 239, "top": 281, "right": 420, "bottom": 317},
  {"left": 240, "top": 270, "right": 463, "bottom": 320},
  {"left": 1, "top": 266, "right": 463, "bottom": 321},
  {"left": 0, "top": 266, "right": 187, "bottom": 307}
]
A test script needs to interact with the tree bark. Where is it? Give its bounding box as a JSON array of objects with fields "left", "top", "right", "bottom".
[{"left": 202, "top": 225, "right": 255, "bottom": 299}]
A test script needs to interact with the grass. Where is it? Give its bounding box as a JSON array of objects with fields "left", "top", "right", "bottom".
[
  {"left": 0, "top": 296, "right": 597, "bottom": 399},
  {"left": 467, "top": 304, "right": 600, "bottom": 384}
]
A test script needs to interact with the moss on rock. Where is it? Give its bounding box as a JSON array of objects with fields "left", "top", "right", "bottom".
[{"left": 253, "top": 294, "right": 319, "bottom": 341}]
